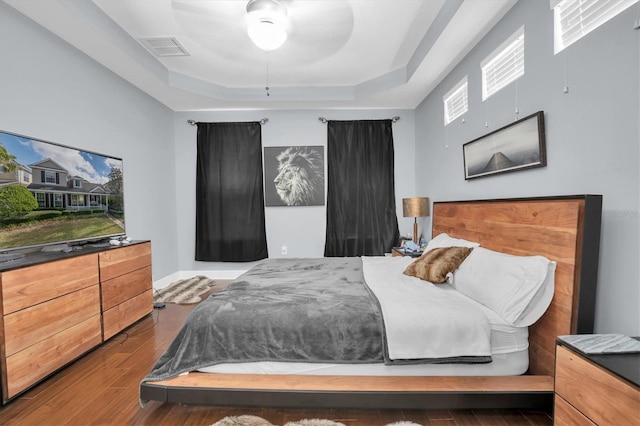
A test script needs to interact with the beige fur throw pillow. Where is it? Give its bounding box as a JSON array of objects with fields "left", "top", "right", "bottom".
[{"left": 403, "top": 246, "right": 474, "bottom": 283}]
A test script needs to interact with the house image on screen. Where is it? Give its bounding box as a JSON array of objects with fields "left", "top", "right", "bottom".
[{"left": 26, "top": 159, "right": 109, "bottom": 211}]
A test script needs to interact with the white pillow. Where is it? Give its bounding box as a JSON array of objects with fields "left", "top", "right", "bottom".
[
  {"left": 451, "top": 247, "right": 556, "bottom": 327},
  {"left": 425, "top": 233, "right": 480, "bottom": 251},
  {"left": 515, "top": 261, "right": 556, "bottom": 326}
]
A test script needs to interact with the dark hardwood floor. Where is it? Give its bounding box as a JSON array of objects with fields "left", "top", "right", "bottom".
[{"left": 0, "top": 288, "right": 553, "bottom": 426}]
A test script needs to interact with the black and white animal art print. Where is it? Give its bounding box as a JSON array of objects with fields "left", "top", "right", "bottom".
[{"left": 264, "top": 146, "right": 324, "bottom": 207}]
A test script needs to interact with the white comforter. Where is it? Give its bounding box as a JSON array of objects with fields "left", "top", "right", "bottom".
[{"left": 362, "top": 256, "right": 492, "bottom": 361}]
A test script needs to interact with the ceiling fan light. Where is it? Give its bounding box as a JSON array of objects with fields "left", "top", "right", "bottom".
[
  {"left": 246, "top": 0, "right": 288, "bottom": 51},
  {"left": 247, "top": 20, "right": 287, "bottom": 51}
]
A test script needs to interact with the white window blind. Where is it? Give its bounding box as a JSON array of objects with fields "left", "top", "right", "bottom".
[
  {"left": 443, "top": 77, "right": 468, "bottom": 125},
  {"left": 553, "top": 0, "right": 638, "bottom": 54},
  {"left": 481, "top": 26, "right": 525, "bottom": 101}
]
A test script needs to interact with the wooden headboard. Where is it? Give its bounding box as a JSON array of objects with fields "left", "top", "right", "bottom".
[{"left": 432, "top": 195, "right": 602, "bottom": 376}]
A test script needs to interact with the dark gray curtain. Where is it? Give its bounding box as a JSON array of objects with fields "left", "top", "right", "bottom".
[
  {"left": 195, "top": 122, "right": 268, "bottom": 262},
  {"left": 324, "top": 119, "right": 400, "bottom": 257}
]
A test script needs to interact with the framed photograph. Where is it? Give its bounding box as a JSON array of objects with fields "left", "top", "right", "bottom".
[
  {"left": 463, "top": 111, "right": 546, "bottom": 180},
  {"left": 264, "top": 146, "right": 324, "bottom": 206}
]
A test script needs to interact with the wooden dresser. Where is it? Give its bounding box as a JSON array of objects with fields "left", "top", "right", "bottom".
[
  {"left": 554, "top": 337, "right": 640, "bottom": 425},
  {"left": 0, "top": 241, "right": 152, "bottom": 403}
]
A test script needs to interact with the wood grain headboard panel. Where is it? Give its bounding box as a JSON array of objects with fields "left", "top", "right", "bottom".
[{"left": 432, "top": 195, "right": 602, "bottom": 376}]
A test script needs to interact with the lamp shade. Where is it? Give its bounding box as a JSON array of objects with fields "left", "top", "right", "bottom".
[{"left": 402, "top": 197, "right": 430, "bottom": 218}]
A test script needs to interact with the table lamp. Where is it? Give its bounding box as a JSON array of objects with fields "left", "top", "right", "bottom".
[{"left": 402, "top": 197, "right": 430, "bottom": 243}]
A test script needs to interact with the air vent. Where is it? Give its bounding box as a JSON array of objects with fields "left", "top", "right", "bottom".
[{"left": 139, "top": 37, "right": 190, "bottom": 57}]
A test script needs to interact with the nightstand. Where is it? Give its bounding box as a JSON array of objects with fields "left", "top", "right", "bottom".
[
  {"left": 391, "top": 247, "right": 423, "bottom": 257},
  {"left": 554, "top": 336, "right": 640, "bottom": 425}
]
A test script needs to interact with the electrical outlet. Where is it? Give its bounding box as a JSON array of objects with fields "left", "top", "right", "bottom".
[{"left": 281, "top": 245, "right": 287, "bottom": 255}]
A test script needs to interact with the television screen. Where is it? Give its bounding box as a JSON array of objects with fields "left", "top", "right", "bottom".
[{"left": 0, "top": 130, "right": 125, "bottom": 255}]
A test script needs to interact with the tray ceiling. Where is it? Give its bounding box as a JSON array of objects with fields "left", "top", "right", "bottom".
[{"left": 4, "top": 0, "right": 517, "bottom": 111}]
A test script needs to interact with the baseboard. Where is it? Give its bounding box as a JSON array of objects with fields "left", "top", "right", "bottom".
[{"left": 153, "top": 270, "right": 247, "bottom": 289}]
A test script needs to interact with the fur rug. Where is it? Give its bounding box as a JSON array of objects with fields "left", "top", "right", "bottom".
[
  {"left": 153, "top": 275, "right": 216, "bottom": 304},
  {"left": 284, "top": 420, "right": 346, "bottom": 426},
  {"left": 211, "top": 415, "right": 421, "bottom": 426},
  {"left": 211, "top": 416, "right": 275, "bottom": 426}
]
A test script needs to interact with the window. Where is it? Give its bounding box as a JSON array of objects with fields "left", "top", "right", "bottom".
[
  {"left": 35, "top": 193, "right": 45, "bottom": 208},
  {"left": 74, "top": 179, "right": 82, "bottom": 188},
  {"left": 553, "top": 0, "right": 638, "bottom": 54},
  {"left": 481, "top": 26, "right": 525, "bottom": 101},
  {"left": 44, "top": 170, "right": 57, "bottom": 184},
  {"left": 70, "top": 194, "right": 85, "bottom": 206},
  {"left": 54, "top": 193, "right": 63, "bottom": 208},
  {"left": 443, "top": 77, "right": 468, "bottom": 125}
]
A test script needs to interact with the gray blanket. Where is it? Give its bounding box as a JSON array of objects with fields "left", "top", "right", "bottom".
[{"left": 142, "top": 258, "right": 384, "bottom": 383}]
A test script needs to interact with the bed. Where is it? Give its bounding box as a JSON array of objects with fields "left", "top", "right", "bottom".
[{"left": 140, "top": 195, "right": 602, "bottom": 409}]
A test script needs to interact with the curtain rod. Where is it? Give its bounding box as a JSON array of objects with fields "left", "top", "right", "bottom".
[
  {"left": 318, "top": 116, "right": 400, "bottom": 123},
  {"left": 187, "top": 118, "right": 269, "bottom": 126}
]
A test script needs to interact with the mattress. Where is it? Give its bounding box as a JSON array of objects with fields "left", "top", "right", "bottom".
[
  {"left": 197, "top": 350, "right": 528, "bottom": 376},
  {"left": 199, "top": 297, "right": 530, "bottom": 377}
]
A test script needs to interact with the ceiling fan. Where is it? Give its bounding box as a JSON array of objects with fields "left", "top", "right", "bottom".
[{"left": 170, "top": 0, "right": 354, "bottom": 65}]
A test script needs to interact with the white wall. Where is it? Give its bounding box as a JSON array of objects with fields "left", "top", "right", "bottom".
[
  {"left": 415, "top": 2, "right": 639, "bottom": 335},
  {"left": 0, "top": 2, "right": 180, "bottom": 281},
  {"left": 173, "top": 109, "right": 416, "bottom": 277}
]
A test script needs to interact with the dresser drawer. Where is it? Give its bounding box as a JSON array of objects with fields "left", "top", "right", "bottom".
[
  {"left": 554, "top": 394, "right": 596, "bottom": 426},
  {"left": 555, "top": 345, "right": 640, "bottom": 425},
  {"left": 102, "top": 289, "right": 153, "bottom": 340},
  {"left": 101, "top": 265, "right": 152, "bottom": 311},
  {"left": 99, "top": 242, "right": 151, "bottom": 282},
  {"left": 3, "top": 285, "right": 100, "bottom": 356},
  {"left": 0, "top": 254, "right": 99, "bottom": 315},
  {"left": 5, "top": 315, "right": 102, "bottom": 398}
]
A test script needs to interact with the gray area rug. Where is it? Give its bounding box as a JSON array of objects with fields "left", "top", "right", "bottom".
[
  {"left": 211, "top": 415, "right": 421, "bottom": 426},
  {"left": 153, "top": 275, "right": 216, "bottom": 304}
]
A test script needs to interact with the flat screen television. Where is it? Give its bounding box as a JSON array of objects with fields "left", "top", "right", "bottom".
[{"left": 0, "top": 130, "right": 125, "bottom": 260}]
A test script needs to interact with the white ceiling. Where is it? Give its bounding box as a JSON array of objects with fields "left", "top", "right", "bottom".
[{"left": 4, "top": 0, "right": 517, "bottom": 111}]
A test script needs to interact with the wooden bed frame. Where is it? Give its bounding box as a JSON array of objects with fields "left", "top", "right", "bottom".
[{"left": 141, "top": 195, "right": 602, "bottom": 410}]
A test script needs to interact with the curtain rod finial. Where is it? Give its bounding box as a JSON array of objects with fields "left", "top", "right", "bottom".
[
  {"left": 187, "top": 120, "right": 196, "bottom": 126},
  {"left": 318, "top": 117, "right": 327, "bottom": 123}
]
